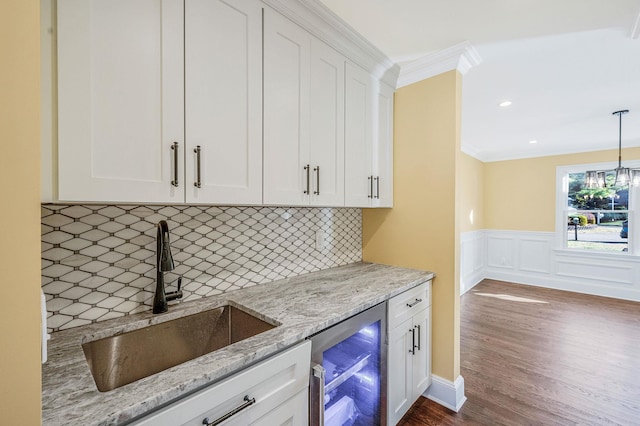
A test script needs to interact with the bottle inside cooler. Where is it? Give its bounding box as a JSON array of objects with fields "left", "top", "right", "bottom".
[{"left": 322, "top": 321, "right": 381, "bottom": 426}]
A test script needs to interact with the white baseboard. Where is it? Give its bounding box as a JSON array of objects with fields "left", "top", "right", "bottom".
[
  {"left": 424, "top": 374, "right": 466, "bottom": 412},
  {"left": 461, "top": 270, "right": 484, "bottom": 295},
  {"left": 484, "top": 269, "right": 640, "bottom": 302}
]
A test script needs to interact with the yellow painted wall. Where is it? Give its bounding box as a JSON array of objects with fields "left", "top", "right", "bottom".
[
  {"left": 363, "top": 71, "right": 461, "bottom": 382},
  {"left": 0, "top": 0, "right": 42, "bottom": 423},
  {"left": 459, "top": 152, "right": 484, "bottom": 233},
  {"left": 484, "top": 147, "right": 640, "bottom": 232}
]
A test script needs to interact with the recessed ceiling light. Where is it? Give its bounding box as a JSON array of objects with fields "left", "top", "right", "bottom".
[
  {"left": 499, "top": 100, "right": 512, "bottom": 107},
  {"left": 529, "top": 140, "right": 538, "bottom": 144}
]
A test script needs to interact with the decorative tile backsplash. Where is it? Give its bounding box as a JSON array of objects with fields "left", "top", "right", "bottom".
[{"left": 41, "top": 205, "right": 362, "bottom": 332}]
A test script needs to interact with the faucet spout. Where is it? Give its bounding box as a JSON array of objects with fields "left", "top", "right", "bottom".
[{"left": 153, "top": 220, "right": 183, "bottom": 314}]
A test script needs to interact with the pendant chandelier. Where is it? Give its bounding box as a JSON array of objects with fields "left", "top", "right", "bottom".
[{"left": 585, "top": 109, "right": 639, "bottom": 188}]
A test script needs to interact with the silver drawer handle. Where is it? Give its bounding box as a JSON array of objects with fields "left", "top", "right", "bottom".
[
  {"left": 202, "top": 395, "right": 256, "bottom": 426},
  {"left": 313, "top": 166, "right": 320, "bottom": 195},
  {"left": 304, "top": 165, "right": 310, "bottom": 194},
  {"left": 374, "top": 176, "right": 380, "bottom": 199},
  {"left": 406, "top": 298, "right": 422, "bottom": 308},
  {"left": 171, "top": 142, "right": 179, "bottom": 187},
  {"left": 409, "top": 327, "right": 416, "bottom": 355},
  {"left": 194, "top": 145, "right": 202, "bottom": 188}
]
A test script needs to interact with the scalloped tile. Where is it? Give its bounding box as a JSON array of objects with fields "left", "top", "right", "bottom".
[{"left": 42, "top": 205, "right": 361, "bottom": 331}]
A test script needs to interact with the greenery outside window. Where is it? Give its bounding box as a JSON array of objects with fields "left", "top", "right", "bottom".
[{"left": 557, "top": 161, "right": 640, "bottom": 254}]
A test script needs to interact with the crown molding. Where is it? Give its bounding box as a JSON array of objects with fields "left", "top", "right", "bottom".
[
  {"left": 396, "top": 41, "right": 482, "bottom": 88},
  {"left": 466, "top": 139, "right": 640, "bottom": 163},
  {"left": 262, "top": 0, "right": 400, "bottom": 88}
]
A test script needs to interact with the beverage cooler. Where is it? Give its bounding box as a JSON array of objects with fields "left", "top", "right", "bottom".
[{"left": 309, "top": 302, "right": 387, "bottom": 426}]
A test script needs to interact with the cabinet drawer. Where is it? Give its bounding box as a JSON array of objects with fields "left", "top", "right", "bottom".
[
  {"left": 131, "top": 341, "right": 311, "bottom": 426},
  {"left": 388, "top": 281, "right": 431, "bottom": 330}
]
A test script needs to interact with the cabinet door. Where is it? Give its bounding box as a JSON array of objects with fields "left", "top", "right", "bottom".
[
  {"left": 185, "top": 0, "right": 262, "bottom": 205},
  {"left": 263, "top": 8, "right": 311, "bottom": 205},
  {"left": 57, "top": 0, "right": 184, "bottom": 203},
  {"left": 387, "top": 319, "right": 413, "bottom": 426},
  {"left": 344, "top": 62, "right": 374, "bottom": 207},
  {"left": 374, "top": 82, "right": 394, "bottom": 207},
  {"left": 411, "top": 307, "right": 432, "bottom": 399},
  {"left": 309, "top": 39, "right": 345, "bottom": 207},
  {"left": 131, "top": 341, "right": 311, "bottom": 426},
  {"left": 247, "top": 388, "right": 308, "bottom": 426}
]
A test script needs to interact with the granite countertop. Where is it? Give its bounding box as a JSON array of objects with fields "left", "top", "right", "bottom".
[{"left": 42, "top": 262, "right": 435, "bottom": 425}]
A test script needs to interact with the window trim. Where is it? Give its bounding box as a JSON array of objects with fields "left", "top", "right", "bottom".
[{"left": 556, "top": 160, "right": 640, "bottom": 256}]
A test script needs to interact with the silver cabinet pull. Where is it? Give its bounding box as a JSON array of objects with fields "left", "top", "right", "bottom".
[
  {"left": 368, "top": 176, "right": 373, "bottom": 198},
  {"left": 415, "top": 324, "right": 421, "bottom": 351},
  {"left": 375, "top": 176, "right": 380, "bottom": 199},
  {"left": 311, "top": 364, "right": 326, "bottom": 426},
  {"left": 406, "top": 298, "right": 422, "bottom": 308},
  {"left": 202, "top": 395, "right": 256, "bottom": 426},
  {"left": 304, "top": 165, "right": 310, "bottom": 194},
  {"left": 171, "top": 142, "right": 179, "bottom": 187},
  {"left": 409, "top": 328, "right": 416, "bottom": 355},
  {"left": 194, "top": 145, "right": 202, "bottom": 188},
  {"left": 313, "top": 166, "right": 320, "bottom": 195}
]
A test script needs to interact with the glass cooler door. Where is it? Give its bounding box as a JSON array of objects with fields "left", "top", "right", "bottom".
[{"left": 310, "top": 303, "right": 386, "bottom": 426}]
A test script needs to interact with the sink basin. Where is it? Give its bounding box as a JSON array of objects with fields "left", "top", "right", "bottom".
[{"left": 82, "top": 305, "right": 277, "bottom": 392}]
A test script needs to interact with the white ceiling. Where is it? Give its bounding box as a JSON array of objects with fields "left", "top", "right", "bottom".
[{"left": 318, "top": 0, "right": 640, "bottom": 162}]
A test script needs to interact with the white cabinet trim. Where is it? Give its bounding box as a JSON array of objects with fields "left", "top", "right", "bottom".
[{"left": 261, "top": 0, "right": 399, "bottom": 88}]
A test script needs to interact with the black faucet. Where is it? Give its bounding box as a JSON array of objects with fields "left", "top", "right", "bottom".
[{"left": 153, "top": 220, "right": 183, "bottom": 314}]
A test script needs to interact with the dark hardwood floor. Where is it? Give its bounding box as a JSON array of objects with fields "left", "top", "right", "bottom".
[{"left": 398, "top": 279, "right": 640, "bottom": 425}]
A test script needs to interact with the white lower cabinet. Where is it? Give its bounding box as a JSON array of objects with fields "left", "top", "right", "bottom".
[
  {"left": 249, "top": 388, "right": 308, "bottom": 426},
  {"left": 387, "top": 282, "right": 432, "bottom": 426},
  {"left": 131, "top": 341, "right": 311, "bottom": 426}
]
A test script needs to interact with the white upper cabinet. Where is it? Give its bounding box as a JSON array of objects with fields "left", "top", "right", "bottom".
[
  {"left": 376, "top": 82, "right": 394, "bottom": 207},
  {"left": 309, "top": 39, "right": 346, "bottom": 207},
  {"left": 53, "top": 0, "right": 394, "bottom": 206},
  {"left": 57, "top": 0, "right": 184, "bottom": 203},
  {"left": 263, "top": 8, "right": 345, "bottom": 207},
  {"left": 185, "top": 0, "right": 262, "bottom": 205},
  {"left": 263, "top": 8, "right": 311, "bottom": 206},
  {"left": 345, "top": 62, "right": 394, "bottom": 208},
  {"left": 56, "top": 0, "right": 262, "bottom": 205},
  {"left": 344, "top": 62, "right": 373, "bottom": 207}
]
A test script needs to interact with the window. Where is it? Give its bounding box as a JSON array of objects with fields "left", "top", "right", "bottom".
[{"left": 557, "top": 161, "right": 640, "bottom": 254}]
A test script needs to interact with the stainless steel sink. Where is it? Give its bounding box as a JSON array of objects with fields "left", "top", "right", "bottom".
[{"left": 82, "top": 305, "right": 277, "bottom": 392}]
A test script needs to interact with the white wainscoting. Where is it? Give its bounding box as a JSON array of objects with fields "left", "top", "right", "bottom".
[
  {"left": 460, "top": 230, "right": 486, "bottom": 294},
  {"left": 460, "top": 229, "right": 640, "bottom": 301}
]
